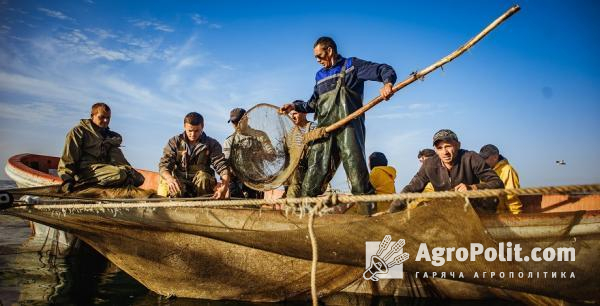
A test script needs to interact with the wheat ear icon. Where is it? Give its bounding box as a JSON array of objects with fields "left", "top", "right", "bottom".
[
  {"left": 387, "top": 253, "right": 410, "bottom": 268},
  {"left": 382, "top": 239, "right": 405, "bottom": 261},
  {"left": 376, "top": 235, "right": 391, "bottom": 256}
]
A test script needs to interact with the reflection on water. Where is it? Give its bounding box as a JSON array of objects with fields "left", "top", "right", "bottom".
[{"left": 0, "top": 214, "right": 149, "bottom": 305}]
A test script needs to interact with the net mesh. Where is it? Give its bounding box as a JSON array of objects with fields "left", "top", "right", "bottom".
[{"left": 229, "top": 104, "right": 306, "bottom": 191}]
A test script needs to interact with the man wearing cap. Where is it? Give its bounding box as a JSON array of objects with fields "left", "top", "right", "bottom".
[
  {"left": 223, "top": 108, "right": 246, "bottom": 164},
  {"left": 278, "top": 36, "right": 397, "bottom": 214},
  {"left": 223, "top": 108, "right": 274, "bottom": 198},
  {"left": 393, "top": 129, "right": 504, "bottom": 214},
  {"left": 479, "top": 144, "right": 522, "bottom": 214},
  {"left": 158, "top": 112, "right": 230, "bottom": 199}
]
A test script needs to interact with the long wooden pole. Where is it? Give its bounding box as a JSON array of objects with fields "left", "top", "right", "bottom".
[{"left": 324, "top": 5, "right": 520, "bottom": 134}]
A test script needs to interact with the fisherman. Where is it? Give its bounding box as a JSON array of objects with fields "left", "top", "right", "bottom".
[
  {"left": 391, "top": 129, "right": 504, "bottom": 214},
  {"left": 284, "top": 110, "right": 315, "bottom": 198},
  {"left": 223, "top": 108, "right": 270, "bottom": 198},
  {"left": 279, "top": 36, "right": 397, "bottom": 215},
  {"left": 479, "top": 144, "right": 522, "bottom": 214},
  {"left": 368, "top": 152, "right": 396, "bottom": 212},
  {"left": 58, "top": 102, "right": 145, "bottom": 193},
  {"left": 158, "top": 112, "right": 229, "bottom": 199}
]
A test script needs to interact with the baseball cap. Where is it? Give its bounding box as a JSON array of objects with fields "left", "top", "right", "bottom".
[
  {"left": 432, "top": 129, "right": 459, "bottom": 146},
  {"left": 228, "top": 108, "right": 246, "bottom": 123}
]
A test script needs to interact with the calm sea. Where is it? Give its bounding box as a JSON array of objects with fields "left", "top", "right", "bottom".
[{"left": 0, "top": 180, "right": 511, "bottom": 305}]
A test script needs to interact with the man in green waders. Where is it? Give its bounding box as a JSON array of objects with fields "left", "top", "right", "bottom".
[{"left": 280, "top": 37, "right": 397, "bottom": 214}]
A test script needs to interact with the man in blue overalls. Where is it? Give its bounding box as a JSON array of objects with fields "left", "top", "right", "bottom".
[{"left": 280, "top": 37, "right": 396, "bottom": 214}]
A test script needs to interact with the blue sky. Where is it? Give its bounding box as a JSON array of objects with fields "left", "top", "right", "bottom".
[{"left": 0, "top": 0, "right": 599, "bottom": 190}]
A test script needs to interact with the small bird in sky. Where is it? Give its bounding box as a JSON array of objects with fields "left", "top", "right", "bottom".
[{"left": 555, "top": 160, "right": 566, "bottom": 165}]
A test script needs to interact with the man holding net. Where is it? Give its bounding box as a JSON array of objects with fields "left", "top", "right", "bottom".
[
  {"left": 279, "top": 37, "right": 396, "bottom": 214},
  {"left": 223, "top": 108, "right": 268, "bottom": 198}
]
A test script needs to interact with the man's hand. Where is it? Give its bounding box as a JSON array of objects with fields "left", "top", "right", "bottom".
[
  {"left": 278, "top": 103, "right": 295, "bottom": 114},
  {"left": 213, "top": 183, "right": 229, "bottom": 199},
  {"left": 60, "top": 180, "right": 74, "bottom": 193},
  {"left": 166, "top": 177, "right": 181, "bottom": 196},
  {"left": 380, "top": 83, "right": 394, "bottom": 100},
  {"left": 453, "top": 183, "right": 476, "bottom": 192}
]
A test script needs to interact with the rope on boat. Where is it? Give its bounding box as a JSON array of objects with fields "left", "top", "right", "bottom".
[
  {"left": 308, "top": 198, "right": 324, "bottom": 306},
  {"left": 6, "top": 183, "right": 600, "bottom": 211}
]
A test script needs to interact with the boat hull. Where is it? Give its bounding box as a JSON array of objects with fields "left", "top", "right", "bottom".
[
  {"left": 5, "top": 198, "right": 599, "bottom": 303},
  {"left": 4, "top": 153, "right": 159, "bottom": 254},
  {"left": 4, "top": 154, "right": 600, "bottom": 302}
]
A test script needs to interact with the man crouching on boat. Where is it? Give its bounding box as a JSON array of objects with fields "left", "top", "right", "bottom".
[
  {"left": 391, "top": 129, "right": 504, "bottom": 214},
  {"left": 158, "top": 112, "right": 230, "bottom": 199},
  {"left": 58, "top": 102, "right": 145, "bottom": 193}
]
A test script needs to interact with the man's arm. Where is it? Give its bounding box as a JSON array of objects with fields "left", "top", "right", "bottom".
[
  {"left": 222, "top": 135, "right": 233, "bottom": 160},
  {"left": 354, "top": 57, "right": 397, "bottom": 100},
  {"left": 254, "top": 130, "right": 277, "bottom": 159},
  {"left": 57, "top": 127, "right": 84, "bottom": 183},
  {"left": 158, "top": 137, "right": 181, "bottom": 195},
  {"left": 106, "top": 132, "right": 131, "bottom": 166},
  {"left": 354, "top": 57, "right": 397, "bottom": 84},
  {"left": 208, "top": 140, "right": 230, "bottom": 180},
  {"left": 472, "top": 154, "right": 504, "bottom": 190},
  {"left": 208, "top": 139, "right": 230, "bottom": 199},
  {"left": 390, "top": 166, "right": 430, "bottom": 212},
  {"left": 292, "top": 83, "right": 319, "bottom": 113},
  {"left": 109, "top": 147, "right": 131, "bottom": 166},
  {"left": 401, "top": 165, "right": 430, "bottom": 193}
]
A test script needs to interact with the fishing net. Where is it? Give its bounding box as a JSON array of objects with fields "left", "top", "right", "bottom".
[{"left": 229, "top": 103, "right": 306, "bottom": 191}]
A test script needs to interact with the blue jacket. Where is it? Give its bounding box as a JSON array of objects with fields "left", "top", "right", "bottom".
[{"left": 293, "top": 55, "right": 397, "bottom": 113}]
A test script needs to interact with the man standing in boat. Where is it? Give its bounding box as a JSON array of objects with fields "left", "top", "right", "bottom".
[
  {"left": 479, "top": 144, "right": 522, "bottom": 214},
  {"left": 284, "top": 110, "right": 315, "bottom": 198},
  {"left": 158, "top": 112, "right": 230, "bottom": 199},
  {"left": 58, "top": 102, "right": 145, "bottom": 193},
  {"left": 392, "top": 129, "right": 504, "bottom": 213},
  {"left": 279, "top": 36, "right": 397, "bottom": 215},
  {"left": 223, "top": 107, "right": 265, "bottom": 199}
]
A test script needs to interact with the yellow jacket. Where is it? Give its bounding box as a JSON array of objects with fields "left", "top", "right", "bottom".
[
  {"left": 423, "top": 182, "right": 434, "bottom": 193},
  {"left": 369, "top": 166, "right": 396, "bottom": 211},
  {"left": 407, "top": 182, "right": 434, "bottom": 208},
  {"left": 494, "top": 159, "right": 522, "bottom": 214}
]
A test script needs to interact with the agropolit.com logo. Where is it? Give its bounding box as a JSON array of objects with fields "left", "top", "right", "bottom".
[{"left": 363, "top": 235, "right": 410, "bottom": 281}]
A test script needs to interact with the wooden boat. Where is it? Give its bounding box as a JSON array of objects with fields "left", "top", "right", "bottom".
[
  {"left": 4, "top": 153, "right": 160, "bottom": 255},
  {"left": 5, "top": 153, "right": 73, "bottom": 254},
  {"left": 3, "top": 154, "right": 600, "bottom": 303}
]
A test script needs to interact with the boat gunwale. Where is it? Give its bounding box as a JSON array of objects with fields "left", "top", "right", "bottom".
[{"left": 7, "top": 153, "right": 61, "bottom": 184}]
